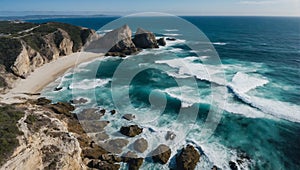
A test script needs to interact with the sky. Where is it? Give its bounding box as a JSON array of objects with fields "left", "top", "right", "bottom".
[{"left": 0, "top": 0, "right": 299, "bottom": 16}]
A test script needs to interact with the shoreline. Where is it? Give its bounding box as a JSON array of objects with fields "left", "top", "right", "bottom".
[{"left": 0, "top": 52, "right": 103, "bottom": 104}]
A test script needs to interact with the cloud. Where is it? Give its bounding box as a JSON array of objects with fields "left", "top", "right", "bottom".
[
  {"left": 239, "top": 0, "right": 300, "bottom": 5},
  {"left": 239, "top": 0, "right": 277, "bottom": 5}
]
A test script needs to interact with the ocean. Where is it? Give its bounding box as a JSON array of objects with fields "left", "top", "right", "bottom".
[{"left": 27, "top": 16, "right": 300, "bottom": 169}]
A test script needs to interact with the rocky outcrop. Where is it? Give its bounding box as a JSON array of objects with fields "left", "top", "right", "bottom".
[
  {"left": 120, "top": 125, "right": 143, "bottom": 137},
  {"left": 176, "top": 145, "right": 200, "bottom": 170},
  {"left": 133, "top": 28, "right": 158, "bottom": 49},
  {"left": 133, "top": 138, "right": 148, "bottom": 153},
  {"left": 157, "top": 38, "right": 166, "bottom": 46},
  {"left": 85, "top": 24, "right": 139, "bottom": 57},
  {"left": 151, "top": 144, "right": 171, "bottom": 164}
]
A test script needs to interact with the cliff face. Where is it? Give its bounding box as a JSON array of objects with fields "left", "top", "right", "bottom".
[
  {"left": 0, "top": 21, "right": 97, "bottom": 88},
  {"left": 0, "top": 101, "right": 85, "bottom": 170}
]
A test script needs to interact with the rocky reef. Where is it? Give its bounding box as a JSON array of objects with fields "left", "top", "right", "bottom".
[
  {"left": 0, "top": 21, "right": 97, "bottom": 89},
  {"left": 84, "top": 24, "right": 163, "bottom": 57}
]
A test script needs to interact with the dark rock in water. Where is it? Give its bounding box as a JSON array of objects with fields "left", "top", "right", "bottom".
[
  {"left": 133, "top": 28, "right": 159, "bottom": 49},
  {"left": 95, "top": 132, "right": 109, "bottom": 141},
  {"left": 36, "top": 97, "right": 51, "bottom": 106},
  {"left": 70, "top": 98, "right": 88, "bottom": 104},
  {"left": 85, "top": 24, "right": 138, "bottom": 57},
  {"left": 120, "top": 125, "right": 143, "bottom": 137},
  {"left": 99, "top": 109, "right": 106, "bottom": 114},
  {"left": 151, "top": 144, "right": 171, "bottom": 164},
  {"left": 110, "top": 109, "right": 117, "bottom": 115},
  {"left": 157, "top": 37, "right": 166, "bottom": 46},
  {"left": 176, "top": 145, "right": 200, "bottom": 170},
  {"left": 99, "top": 154, "right": 122, "bottom": 163},
  {"left": 165, "top": 131, "right": 176, "bottom": 140},
  {"left": 122, "top": 151, "right": 144, "bottom": 170},
  {"left": 122, "top": 151, "right": 138, "bottom": 161},
  {"left": 87, "top": 159, "right": 120, "bottom": 170},
  {"left": 81, "top": 120, "right": 109, "bottom": 133},
  {"left": 122, "top": 114, "right": 136, "bottom": 121},
  {"left": 133, "top": 138, "right": 148, "bottom": 153},
  {"left": 212, "top": 165, "right": 219, "bottom": 170},
  {"left": 128, "top": 157, "right": 143, "bottom": 170},
  {"left": 54, "top": 87, "right": 63, "bottom": 91},
  {"left": 166, "top": 37, "right": 176, "bottom": 41},
  {"left": 77, "top": 108, "right": 103, "bottom": 120},
  {"left": 100, "top": 138, "right": 129, "bottom": 154},
  {"left": 82, "top": 146, "right": 107, "bottom": 159},
  {"left": 49, "top": 102, "right": 75, "bottom": 117},
  {"left": 229, "top": 161, "right": 238, "bottom": 170}
]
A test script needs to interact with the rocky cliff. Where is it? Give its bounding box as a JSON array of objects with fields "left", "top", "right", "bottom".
[{"left": 0, "top": 21, "right": 97, "bottom": 89}]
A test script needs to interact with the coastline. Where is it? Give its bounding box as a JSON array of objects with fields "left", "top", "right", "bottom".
[{"left": 0, "top": 52, "right": 103, "bottom": 104}]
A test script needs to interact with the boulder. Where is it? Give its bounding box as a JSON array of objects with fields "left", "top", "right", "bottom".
[
  {"left": 157, "top": 38, "right": 166, "bottom": 46},
  {"left": 87, "top": 160, "right": 120, "bottom": 170},
  {"left": 95, "top": 132, "right": 110, "bottom": 141},
  {"left": 151, "top": 144, "right": 171, "bottom": 164},
  {"left": 176, "top": 145, "right": 200, "bottom": 170},
  {"left": 133, "top": 28, "right": 158, "bottom": 49},
  {"left": 133, "top": 138, "right": 148, "bottom": 153},
  {"left": 212, "top": 165, "right": 219, "bottom": 170},
  {"left": 81, "top": 120, "right": 109, "bottom": 133},
  {"left": 120, "top": 125, "right": 143, "bottom": 137},
  {"left": 100, "top": 138, "right": 129, "bottom": 154},
  {"left": 85, "top": 24, "right": 138, "bottom": 57},
  {"left": 122, "top": 114, "right": 136, "bottom": 121},
  {"left": 110, "top": 109, "right": 117, "bottom": 115},
  {"left": 54, "top": 87, "right": 63, "bottom": 91},
  {"left": 122, "top": 151, "right": 143, "bottom": 170},
  {"left": 70, "top": 98, "right": 88, "bottom": 104},
  {"left": 76, "top": 108, "right": 103, "bottom": 120},
  {"left": 165, "top": 131, "right": 176, "bottom": 140}
]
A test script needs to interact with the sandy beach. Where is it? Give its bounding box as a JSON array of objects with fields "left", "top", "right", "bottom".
[{"left": 0, "top": 52, "right": 103, "bottom": 104}]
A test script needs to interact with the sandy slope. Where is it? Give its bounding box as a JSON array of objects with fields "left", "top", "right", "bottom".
[{"left": 0, "top": 52, "right": 103, "bottom": 104}]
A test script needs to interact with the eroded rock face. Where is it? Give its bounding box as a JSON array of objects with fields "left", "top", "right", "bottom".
[
  {"left": 176, "top": 145, "right": 200, "bottom": 170},
  {"left": 133, "top": 138, "right": 148, "bottom": 153},
  {"left": 1, "top": 21, "right": 96, "bottom": 82},
  {"left": 0, "top": 103, "right": 84, "bottom": 170},
  {"left": 85, "top": 24, "right": 138, "bottom": 57},
  {"left": 133, "top": 28, "right": 158, "bottom": 49},
  {"left": 120, "top": 125, "right": 143, "bottom": 137},
  {"left": 151, "top": 144, "right": 171, "bottom": 164}
]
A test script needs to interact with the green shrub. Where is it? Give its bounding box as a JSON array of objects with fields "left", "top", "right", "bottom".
[
  {"left": 0, "top": 105, "right": 24, "bottom": 165},
  {"left": 0, "top": 37, "right": 22, "bottom": 71}
]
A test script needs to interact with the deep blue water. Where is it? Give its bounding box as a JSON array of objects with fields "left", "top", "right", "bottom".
[{"left": 28, "top": 16, "right": 300, "bottom": 170}]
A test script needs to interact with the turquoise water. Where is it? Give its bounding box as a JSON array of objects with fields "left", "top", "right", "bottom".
[{"left": 32, "top": 16, "right": 300, "bottom": 169}]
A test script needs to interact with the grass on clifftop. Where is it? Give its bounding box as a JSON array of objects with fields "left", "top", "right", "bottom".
[
  {"left": 0, "top": 105, "right": 24, "bottom": 166},
  {"left": 0, "top": 21, "right": 37, "bottom": 35}
]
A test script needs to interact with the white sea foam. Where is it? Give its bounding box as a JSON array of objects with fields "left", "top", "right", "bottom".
[
  {"left": 164, "top": 29, "right": 179, "bottom": 32},
  {"left": 212, "top": 42, "right": 227, "bottom": 46},
  {"left": 229, "top": 72, "right": 269, "bottom": 93},
  {"left": 69, "top": 78, "right": 110, "bottom": 90},
  {"left": 163, "top": 33, "right": 182, "bottom": 36},
  {"left": 155, "top": 57, "right": 226, "bottom": 85}
]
